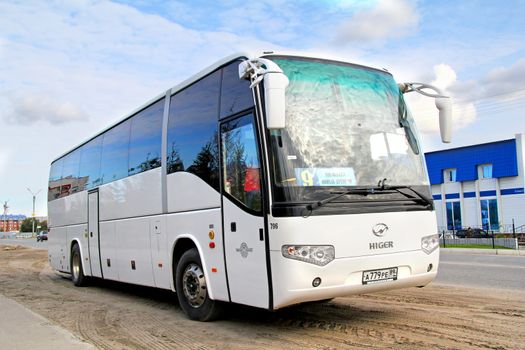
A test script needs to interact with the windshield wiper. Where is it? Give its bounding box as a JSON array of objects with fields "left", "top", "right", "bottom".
[
  {"left": 381, "top": 185, "right": 433, "bottom": 208},
  {"left": 305, "top": 188, "right": 375, "bottom": 211},
  {"left": 302, "top": 180, "right": 433, "bottom": 217},
  {"left": 305, "top": 184, "right": 432, "bottom": 213},
  {"left": 374, "top": 178, "right": 432, "bottom": 207}
]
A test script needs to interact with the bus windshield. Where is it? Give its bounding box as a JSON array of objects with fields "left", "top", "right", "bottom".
[{"left": 267, "top": 57, "right": 429, "bottom": 204}]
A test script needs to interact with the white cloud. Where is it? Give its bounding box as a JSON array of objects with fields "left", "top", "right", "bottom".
[
  {"left": 5, "top": 95, "right": 88, "bottom": 125},
  {"left": 0, "top": 0, "right": 283, "bottom": 216},
  {"left": 431, "top": 64, "right": 457, "bottom": 91},
  {"left": 0, "top": 150, "right": 10, "bottom": 177},
  {"left": 487, "top": 60, "right": 525, "bottom": 89},
  {"left": 335, "top": 0, "right": 419, "bottom": 44},
  {"left": 451, "top": 58, "right": 525, "bottom": 103},
  {"left": 407, "top": 63, "right": 477, "bottom": 134}
]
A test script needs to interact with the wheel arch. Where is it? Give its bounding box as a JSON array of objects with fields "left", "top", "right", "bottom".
[
  {"left": 170, "top": 235, "right": 214, "bottom": 299},
  {"left": 70, "top": 239, "right": 80, "bottom": 262},
  {"left": 69, "top": 239, "right": 87, "bottom": 275}
]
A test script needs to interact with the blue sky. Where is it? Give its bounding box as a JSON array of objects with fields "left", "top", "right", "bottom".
[{"left": 1, "top": 0, "right": 525, "bottom": 216}]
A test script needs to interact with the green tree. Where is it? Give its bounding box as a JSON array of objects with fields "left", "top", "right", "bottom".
[
  {"left": 20, "top": 218, "right": 34, "bottom": 232},
  {"left": 187, "top": 140, "right": 220, "bottom": 189},
  {"left": 39, "top": 220, "right": 48, "bottom": 231}
]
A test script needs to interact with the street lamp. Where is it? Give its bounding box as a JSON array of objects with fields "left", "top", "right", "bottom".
[{"left": 27, "top": 188, "right": 41, "bottom": 237}]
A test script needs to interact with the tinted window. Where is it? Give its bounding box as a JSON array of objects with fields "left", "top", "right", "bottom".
[
  {"left": 129, "top": 98, "right": 164, "bottom": 176},
  {"left": 220, "top": 62, "right": 253, "bottom": 118},
  {"left": 79, "top": 136, "right": 103, "bottom": 190},
  {"left": 48, "top": 159, "right": 63, "bottom": 201},
  {"left": 62, "top": 150, "right": 80, "bottom": 180},
  {"left": 49, "top": 159, "right": 62, "bottom": 182},
  {"left": 100, "top": 120, "right": 131, "bottom": 184},
  {"left": 60, "top": 150, "right": 81, "bottom": 197},
  {"left": 167, "top": 70, "right": 221, "bottom": 190},
  {"left": 221, "top": 114, "right": 262, "bottom": 212},
  {"left": 446, "top": 201, "right": 461, "bottom": 230}
]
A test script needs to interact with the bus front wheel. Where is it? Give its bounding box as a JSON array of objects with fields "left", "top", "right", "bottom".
[
  {"left": 175, "top": 248, "right": 222, "bottom": 321},
  {"left": 71, "top": 243, "right": 87, "bottom": 286}
]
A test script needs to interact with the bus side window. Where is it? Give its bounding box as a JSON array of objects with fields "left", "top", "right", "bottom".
[
  {"left": 167, "top": 70, "right": 221, "bottom": 191},
  {"left": 220, "top": 61, "right": 254, "bottom": 119},
  {"left": 100, "top": 120, "right": 131, "bottom": 185},
  {"left": 79, "top": 136, "right": 103, "bottom": 190},
  {"left": 128, "top": 98, "right": 164, "bottom": 176},
  {"left": 221, "top": 114, "right": 262, "bottom": 212},
  {"left": 60, "top": 149, "right": 81, "bottom": 197},
  {"left": 48, "top": 159, "right": 63, "bottom": 201}
]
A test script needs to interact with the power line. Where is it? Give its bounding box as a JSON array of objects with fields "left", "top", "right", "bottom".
[
  {"left": 411, "top": 95, "right": 525, "bottom": 116},
  {"left": 413, "top": 101, "right": 525, "bottom": 122},
  {"left": 458, "top": 87, "right": 525, "bottom": 101}
]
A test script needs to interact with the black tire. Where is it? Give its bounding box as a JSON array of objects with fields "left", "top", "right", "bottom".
[
  {"left": 71, "top": 244, "right": 88, "bottom": 287},
  {"left": 315, "top": 298, "right": 334, "bottom": 303},
  {"left": 305, "top": 298, "right": 334, "bottom": 305},
  {"left": 175, "top": 248, "right": 223, "bottom": 321}
]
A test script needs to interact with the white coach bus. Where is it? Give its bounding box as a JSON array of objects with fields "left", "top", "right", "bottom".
[{"left": 48, "top": 51, "right": 451, "bottom": 321}]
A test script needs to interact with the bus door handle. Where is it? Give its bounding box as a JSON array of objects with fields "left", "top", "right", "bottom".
[
  {"left": 259, "top": 228, "right": 264, "bottom": 241},
  {"left": 90, "top": 232, "right": 93, "bottom": 237},
  {"left": 230, "top": 222, "right": 236, "bottom": 232}
]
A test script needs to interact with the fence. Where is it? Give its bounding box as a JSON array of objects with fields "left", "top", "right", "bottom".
[
  {"left": 440, "top": 237, "right": 519, "bottom": 249},
  {"left": 438, "top": 221, "right": 525, "bottom": 247},
  {"left": 0, "top": 232, "right": 17, "bottom": 239},
  {"left": 0, "top": 232, "right": 34, "bottom": 239}
]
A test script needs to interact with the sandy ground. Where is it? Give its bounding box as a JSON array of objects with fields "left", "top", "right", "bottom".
[{"left": 1, "top": 245, "right": 524, "bottom": 350}]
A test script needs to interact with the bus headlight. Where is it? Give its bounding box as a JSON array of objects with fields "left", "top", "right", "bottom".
[
  {"left": 421, "top": 234, "right": 439, "bottom": 254},
  {"left": 281, "top": 245, "right": 335, "bottom": 266}
]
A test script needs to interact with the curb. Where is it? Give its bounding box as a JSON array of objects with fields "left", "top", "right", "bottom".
[
  {"left": 0, "top": 294, "right": 95, "bottom": 350},
  {"left": 441, "top": 248, "right": 525, "bottom": 256}
]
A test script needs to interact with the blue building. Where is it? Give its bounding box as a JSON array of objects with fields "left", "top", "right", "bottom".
[
  {"left": 425, "top": 134, "right": 525, "bottom": 232},
  {"left": 0, "top": 214, "right": 27, "bottom": 232}
]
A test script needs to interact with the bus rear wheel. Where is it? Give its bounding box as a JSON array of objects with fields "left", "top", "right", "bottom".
[
  {"left": 71, "top": 243, "right": 87, "bottom": 287},
  {"left": 175, "top": 248, "right": 223, "bottom": 321}
]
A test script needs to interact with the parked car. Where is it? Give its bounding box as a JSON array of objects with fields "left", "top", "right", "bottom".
[
  {"left": 455, "top": 228, "right": 489, "bottom": 238},
  {"left": 439, "top": 232, "right": 454, "bottom": 239},
  {"left": 36, "top": 231, "right": 48, "bottom": 242}
]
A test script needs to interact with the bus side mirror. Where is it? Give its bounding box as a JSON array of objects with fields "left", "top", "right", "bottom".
[
  {"left": 399, "top": 82, "right": 453, "bottom": 144},
  {"left": 436, "top": 97, "right": 452, "bottom": 143},
  {"left": 263, "top": 73, "right": 289, "bottom": 129},
  {"left": 239, "top": 58, "right": 289, "bottom": 130}
]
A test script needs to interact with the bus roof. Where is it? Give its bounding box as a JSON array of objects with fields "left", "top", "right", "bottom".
[{"left": 51, "top": 50, "right": 386, "bottom": 163}]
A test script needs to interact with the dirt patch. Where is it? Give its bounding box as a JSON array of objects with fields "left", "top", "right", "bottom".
[{"left": 1, "top": 244, "right": 523, "bottom": 349}]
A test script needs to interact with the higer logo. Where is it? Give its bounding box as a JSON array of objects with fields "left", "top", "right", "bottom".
[
  {"left": 372, "top": 223, "right": 389, "bottom": 237},
  {"left": 369, "top": 241, "right": 394, "bottom": 250}
]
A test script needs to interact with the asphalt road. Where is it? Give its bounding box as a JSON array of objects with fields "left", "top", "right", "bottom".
[
  {"left": 2, "top": 238, "right": 524, "bottom": 291},
  {"left": 435, "top": 252, "right": 525, "bottom": 291},
  {"left": 0, "top": 237, "right": 47, "bottom": 249}
]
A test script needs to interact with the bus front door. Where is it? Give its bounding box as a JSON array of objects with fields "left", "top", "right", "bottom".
[
  {"left": 220, "top": 113, "right": 269, "bottom": 309},
  {"left": 88, "top": 189, "right": 103, "bottom": 278}
]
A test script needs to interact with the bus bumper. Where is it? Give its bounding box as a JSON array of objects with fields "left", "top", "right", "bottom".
[{"left": 270, "top": 248, "right": 439, "bottom": 310}]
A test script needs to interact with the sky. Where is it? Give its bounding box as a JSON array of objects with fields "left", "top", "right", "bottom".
[{"left": 1, "top": 0, "right": 525, "bottom": 216}]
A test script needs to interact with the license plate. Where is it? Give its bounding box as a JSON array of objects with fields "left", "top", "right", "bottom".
[{"left": 362, "top": 267, "right": 398, "bottom": 285}]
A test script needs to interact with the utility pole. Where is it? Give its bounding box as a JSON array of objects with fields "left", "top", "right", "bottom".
[
  {"left": 27, "top": 188, "right": 41, "bottom": 237},
  {"left": 2, "top": 200, "right": 8, "bottom": 232}
]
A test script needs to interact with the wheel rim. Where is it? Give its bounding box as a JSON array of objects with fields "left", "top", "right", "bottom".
[
  {"left": 72, "top": 252, "right": 80, "bottom": 282},
  {"left": 182, "top": 263, "right": 207, "bottom": 308}
]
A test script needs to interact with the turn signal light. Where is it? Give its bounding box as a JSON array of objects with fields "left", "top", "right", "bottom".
[
  {"left": 281, "top": 245, "right": 335, "bottom": 266},
  {"left": 421, "top": 234, "right": 439, "bottom": 254}
]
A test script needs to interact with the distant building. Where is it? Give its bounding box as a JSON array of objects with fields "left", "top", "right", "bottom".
[
  {"left": 34, "top": 216, "right": 48, "bottom": 223},
  {"left": 425, "top": 134, "right": 525, "bottom": 232},
  {"left": 0, "top": 214, "right": 27, "bottom": 232}
]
